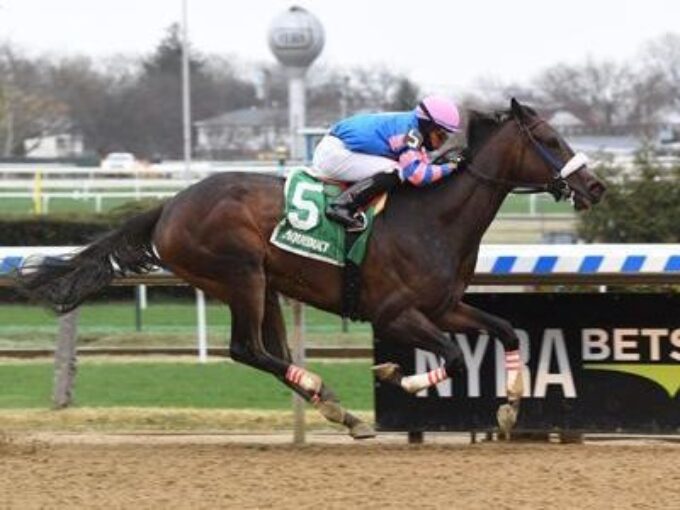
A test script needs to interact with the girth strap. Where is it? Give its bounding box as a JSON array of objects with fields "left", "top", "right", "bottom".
[{"left": 342, "top": 230, "right": 362, "bottom": 321}]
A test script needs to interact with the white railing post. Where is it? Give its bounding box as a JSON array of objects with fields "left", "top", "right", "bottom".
[
  {"left": 196, "top": 289, "right": 208, "bottom": 363},
  {"left": 32, "top": 169, "right": 42, "bottom": 215},
  {"left": 139, "top": 284, "right": 147, "bottom": 309}
]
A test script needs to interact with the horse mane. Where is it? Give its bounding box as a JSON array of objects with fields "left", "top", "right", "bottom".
[
  {"left": 464, "top": 109, "right": 509, "bottom": 158},
  {"left": 464, "top": 103, "right": 538, "bottom": 159}
]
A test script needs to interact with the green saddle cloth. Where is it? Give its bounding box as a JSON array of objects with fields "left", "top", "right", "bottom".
[{"left": 270, "top": 169, "right": 378, "bottom": 266}]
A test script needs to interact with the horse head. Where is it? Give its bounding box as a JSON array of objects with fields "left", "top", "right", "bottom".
[{"left": 466, "top": 98, "right": 606, "bottom": 211}]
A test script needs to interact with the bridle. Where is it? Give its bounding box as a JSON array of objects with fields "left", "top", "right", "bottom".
[{"left": 465, "top": 115, "right": 589, "bottom": 201}]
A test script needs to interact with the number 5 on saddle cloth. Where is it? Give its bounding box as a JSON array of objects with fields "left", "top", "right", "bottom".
[{"left": 270, "top": 169, "right": 387, "bottom": 319}]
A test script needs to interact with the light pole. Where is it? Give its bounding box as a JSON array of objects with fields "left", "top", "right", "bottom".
[
  {"left": 180, "top": 0, "right": 205, "bottom": 362},
  {"left": 181, "top": 0, "right": 192, "bottom": 179}
]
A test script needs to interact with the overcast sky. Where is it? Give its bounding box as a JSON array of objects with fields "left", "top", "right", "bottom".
[{"left": 1, "top": 0, "right": 678, "bottom": 94}]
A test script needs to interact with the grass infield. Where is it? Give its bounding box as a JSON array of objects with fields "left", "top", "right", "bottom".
[
  {"left": 0, "top": 301, "right": 373, "bottom": 348},
  {"left": 0, "top": 359, "right": 374, "bottom": 411}
]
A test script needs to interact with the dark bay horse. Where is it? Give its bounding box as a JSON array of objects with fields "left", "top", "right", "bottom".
[{"left": 16, "top": 99, "right": 605, "bottom": 438}]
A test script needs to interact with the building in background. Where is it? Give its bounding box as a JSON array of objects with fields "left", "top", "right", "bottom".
[
  {"left": 548, "top": 108, "right": 680, "bottom": 156},
  {"left": 195, "top": 105, "right": 339, "bottom": 160},
  {"left": 195, "top": 106, "right": 287, "bottom": 159},
  {"left": 23, "top": 130, "right": 84, "bottom": 158}
]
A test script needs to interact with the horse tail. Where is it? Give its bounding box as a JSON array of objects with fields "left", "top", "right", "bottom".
[{"left": 14, "top": 205, "right": 165, "bottom": 314}]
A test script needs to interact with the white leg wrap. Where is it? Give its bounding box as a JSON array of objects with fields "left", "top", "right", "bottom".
[
  {"left": 286, "top": 365, "right": 322, "bottom": 394},
  {"left": 401, "top": 367, "right": 448, "bottom": 394},
  {"left": 505, "top": 350, "right": 524, "bottom": 401}
]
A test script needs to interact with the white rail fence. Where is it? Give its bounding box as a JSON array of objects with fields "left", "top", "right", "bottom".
[
  {"left": 0, "top": 162, "right": 289, "bottom": 213},
  {"left": 2, "top": 243, "right": 679, "bottom": 354}
]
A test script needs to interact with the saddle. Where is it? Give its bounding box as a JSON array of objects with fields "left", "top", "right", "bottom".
[{"left": 270, "top": 169, "right": 388, "bottom": 319}]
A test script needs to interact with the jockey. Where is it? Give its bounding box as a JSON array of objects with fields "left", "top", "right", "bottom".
[{"left": 310, "top": 95, "right": 463, "bottom": 230}]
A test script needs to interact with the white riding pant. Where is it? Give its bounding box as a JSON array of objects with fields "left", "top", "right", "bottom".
[{"left": 309, "top": 135, "right": 399, "bottom": 182}]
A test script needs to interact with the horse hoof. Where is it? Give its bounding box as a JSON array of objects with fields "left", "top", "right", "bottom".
[
  {"left": 372, "top": 363, "right": 403, "bottom": 385},
  {"left": 350, "top": 422, "right": 376, "bottom": 440},
  {"left": 497, "top": 403, "right": 518, "bottom": 438}
]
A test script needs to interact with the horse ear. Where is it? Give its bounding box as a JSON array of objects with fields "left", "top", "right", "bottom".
[{"left": 510, "top": 97, "right": 523, "bottom": 119}]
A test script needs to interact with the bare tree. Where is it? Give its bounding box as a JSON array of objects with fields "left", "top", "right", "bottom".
[
  {"left": 0, "top": 44, "right": 68, "bottom": 156},
  {"left": 347, "top": 65, "right": 404, "bottom": 111},
  {"left": 127, "top": 25, "right": 257, "bottom": 158},
  {"left": 48, "top": 56, "right": 136, "bottom": 156},
  {"left": 610, "top": 33, "right": 680, "bottom": 136},
  {"left": 257, "top": 63, "right": 420, "bottom": 119},
  {"left": 643, "top": 33, "right": 680, "bottom": 104},
  {"left": 388, "top": 78, "right": 420, "bottom": 111},
  {"left": 466, "top": 76, "right": 542, "bottom": 112},
  {"left": 626, "top": 70, "right": 672, "bottom": 127},
  {"left": 535, "top": 59, "right": 634, "bottom": 128},
  {"left": 48, "top": 26, "right": 258, "bottom": 159}
]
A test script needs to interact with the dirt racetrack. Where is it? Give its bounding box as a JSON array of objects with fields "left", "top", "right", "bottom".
[{"left": 1, "top": 433, "right": 678, "bottom": 509}]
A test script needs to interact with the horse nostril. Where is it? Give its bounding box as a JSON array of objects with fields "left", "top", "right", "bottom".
[{"left": 589, "top": 180, "right": 606, "bottom": 201}]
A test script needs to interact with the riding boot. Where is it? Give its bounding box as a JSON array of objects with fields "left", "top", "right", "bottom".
[{"left": 326, "top": 171, "right": 400, "bottom": 230}]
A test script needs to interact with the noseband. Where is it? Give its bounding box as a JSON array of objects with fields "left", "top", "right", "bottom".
[{"left": 466, "top": 116, "right": 588, "bottom": 201}]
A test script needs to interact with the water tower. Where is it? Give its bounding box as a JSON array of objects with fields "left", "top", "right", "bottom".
[{"left": 268, "top": 6, "right": 325, "bottom": 160}]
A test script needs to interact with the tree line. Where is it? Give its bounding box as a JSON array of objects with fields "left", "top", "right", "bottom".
[
  {"left": 1, "top": 26, "right": 679, "bottom": 160},
  {"left": 467, "top": 33, "right": 680, "bottom": 132},
  {"left": 0, "top": 25, "right": 420, "bottom": 160}
]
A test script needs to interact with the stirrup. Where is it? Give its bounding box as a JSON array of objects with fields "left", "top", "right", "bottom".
[
  {"left": 346, "top": 212, "right": 367, "bottom": 232},
  {"left": 326, "top": 205, "right": 367, "bottom": 231}
]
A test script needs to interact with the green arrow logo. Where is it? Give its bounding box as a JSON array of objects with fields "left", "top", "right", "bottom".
[{"left": 584, "top": 364, "right": 680, "bottom": 398}]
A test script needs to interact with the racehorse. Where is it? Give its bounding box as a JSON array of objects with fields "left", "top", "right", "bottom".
[{"left": 15, "top": 99, "right": 605, "bottom": 438}]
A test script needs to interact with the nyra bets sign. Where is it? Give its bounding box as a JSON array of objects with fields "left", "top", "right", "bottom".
[{"left": 374, "top": 294, "right": 680, "bottom": 433}]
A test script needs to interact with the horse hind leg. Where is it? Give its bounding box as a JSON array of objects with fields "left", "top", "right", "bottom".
[
  {"left": 261, "top": 289, "right": 374, "bottom": 440},
  {"left": 171, "top": 262, "right": 373, "bottom": 439},
  {"left": 162, "top": 244, "right": 369, "bottom": 434},
  {"left": 372, "top": 307, "right": 463, "bottom": 394}
]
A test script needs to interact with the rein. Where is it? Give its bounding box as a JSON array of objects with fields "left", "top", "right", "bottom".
[{"left": 465, "top": 116, "right": 588, "bottom": 201}]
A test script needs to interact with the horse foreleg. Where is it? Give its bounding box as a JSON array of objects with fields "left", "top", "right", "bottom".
[
  {"left": 434, "top": 301, "right": 525, "bottom": 434},
  {"left": 261, "top": 289, "right": 374, "bottom": 439},
  {"left": 434, "top": 301, "right": 525, "bottom": 400},
  {"left": 373, "top": 307, "right": 464, "bottom": 394}
]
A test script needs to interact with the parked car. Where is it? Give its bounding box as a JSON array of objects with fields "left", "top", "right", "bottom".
[{"left": 100, "top": 152, "right": 137, "bottom": 173}]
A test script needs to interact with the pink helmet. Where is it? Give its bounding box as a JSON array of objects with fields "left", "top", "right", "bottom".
[{"left": 415, "top": 95, "right": 461, "bottom": 133}]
